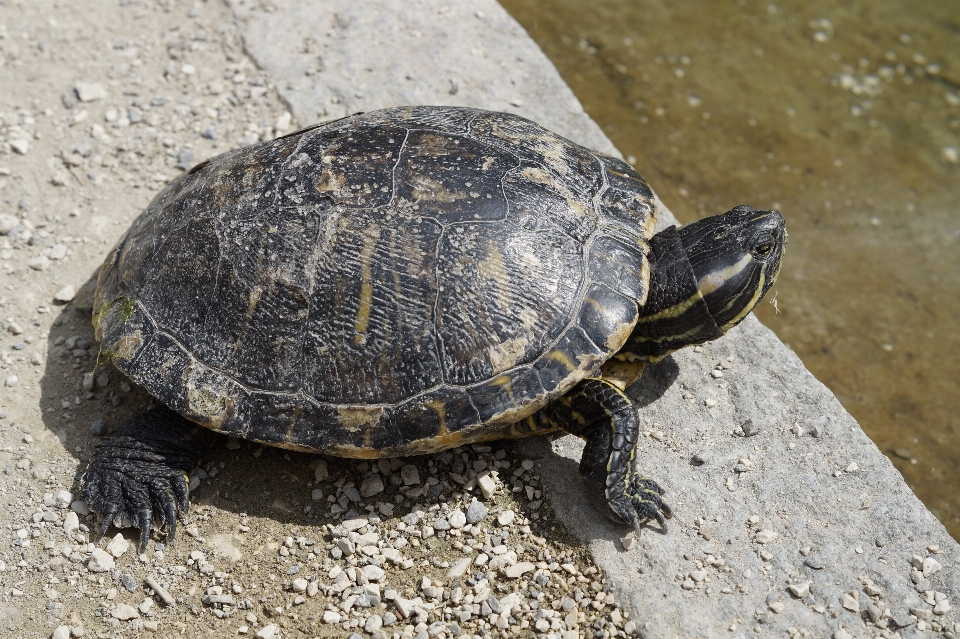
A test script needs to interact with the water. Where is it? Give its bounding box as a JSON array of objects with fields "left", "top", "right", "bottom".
[{"left": 500, "top": 0, "right": 960, "bottom": 538}]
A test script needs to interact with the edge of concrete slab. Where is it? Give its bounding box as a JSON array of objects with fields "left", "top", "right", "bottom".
[{"left": 228, "top": 1, "right": 959, "bottom": 637}]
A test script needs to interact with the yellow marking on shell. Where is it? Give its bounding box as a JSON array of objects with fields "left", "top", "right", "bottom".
[
  {"left": 488, "top": 336, "right": 529, "bottom": 374},
  {"left": 637, "top": 255, "right": 651, "bottom": 304},
  {"left": 283, "top": 406, "right": 304, "bottom": 444},
  {"left": 316, "top": 168, "right": 350, "bottom": 200},
  {"left": 110, "top": 330, "right": 143, "bottom": 362},
  {"left": 336, "top": 406, "right": 384, "bottom": 433},
  {"left": 696, "top": 253, "right": 752, "bottom": 296},
  {"left": 547, "top": 350, "right": 576, "bottom": 371},
  {"left": 246, "top": 286, "right": 263, "bottom": 318},
  {"left": 186, "top": 386, "right": 234, "bottom": 429},
  {"left": 636, "top": 290, "right": 704, "bottom": 324},
  {"left": 478, "top": 242, "right": 512, "bottom": 314},
  {"left": 720, "top": 271, "right": 765, "bottom": 333},
  {"left": 354, "top": 225, "right": 381, "bottom": 345},
  {"left": 604, "top": 319, "right": 635, "bottom": 353}
]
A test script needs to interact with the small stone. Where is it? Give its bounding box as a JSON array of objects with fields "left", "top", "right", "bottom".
[
  {"left": 49, "top": 244, "right": 67, "bottom": 260},
  {"left": 0, "top": 213, "right": 16, "bottom": 234},
  {"left": 86, "top": 548, "right": 115, "bottom": 573},
  {"left": 923, "top": 557, "right": 943, "bottom": 578},
  {"left": 394, "top": 596, "right": 414, "bottom": 619},
  {"left": 120, "top": 574, "right": 136, "bottom": 593},
  {"left": 845, "top": 462, "right": 858, "bottom": 473},
  {"left": 342, "top": 517, "right": 368, "bottom": 532},
  {"left": 313, "top": 459, "right": 328, "bottom": 481},
  {"left": 71, "top": 500, "right": 90, "bottom": 516},
  {"left": 10, "top": 138, "right": 30, "bottom": 155},
  {"left": 447, "top": 558, "right": 471, "bottom": 578},
  {"left": 833, "top": 628, "right": 852, "bottom": 639},
  {"left": 788, "top": 582, "right": 810, "bottom": 598},
  {"left": 864, "top": 582, "right": 882, "bottom": 597},
  {"left": 768, "top": 601, "right": 785, "bottom": 613},
  {"left": 4, "top": 375, "right": 18, "bottom": 387},
  {"left": 111, "top": 603, "right": 139, "bottom": 620},
  {"left": 867, "top": 603, "right": 882, "bottom": 623},
  {"left": 448, "top": 509, "right": 466, "bottom": 528},
  {"left": 52, "top": 626, "right": 71, "bottom": 639},
  {"left": 54, "top": 285, "right": 76, "bottom": 303},
  {"left": 337, "top": 538, "right": 356, "bottom": 556},
  {"left": 621, "top": 536, "right": 635, "bottom": 551},
  {"left": 82, "top": 373, "right": 95, "bottom": 392},
  {"left": 106, "top": 534, "right": 130, "bottom": 558},
  {"left": 497, "top": 510, "right": 515, "bottom": 526},
  {"left": 28, "top": 255, "right": 50, "bottom": 271},
  {"left": 477, "top": 471, "right": 497, "bottom": 499},
  {"left": 63, "top": 511, "right": 79, "bottom": 537},
  {"left": 911, "top": 607, "right": 933, "bottom": 621},
  {"left": 741, "top": 419, "right": 760, "bottom": 436},
  {"left": 75, "top": 82, "right": 107, "bottom": 102},
  {"left": 311, "top": 488, "right": 324, "bottom": 501},
  {"left": 503, "top": 562, "right": 535, "bottom": 579},
  {"left": 466, "top": 500, "right": 488, "bottom": 523},
  {"left": 934, "top": 600, "right": 951, "bottom": 615},
  {"left": 89, "top": 419, "right": 108, "bottom": 436},
  {"left": 840, "top": 592, "right": 859, "bottom": 612},
  {"left": 363, "top": 565, "right": 385, "bottom": 582},
  {"left": 692, "top": 449, "right": 712, "bottom": 464},
  {"left": 33, "top": 464, "right": 51, "bottom": 480},
  {"left": 322, "top": 611, "right": 341, "bottom": 623},
  {"left": 365, "top": 615, "right": 383, "bottom": 633},
  {"left": 53, "top": 490, "right": 73, "bottom": 509},
  {"left": 804, "top": 556, "right": 825, "bottom": 570},
  {"left": 291, "top": 578, "right": 308, "bottom": 593},
  {"left": 755, "top": 530, "right": 778, "bottom": 544},
  {"left": 360, "top": 474, "right": 384, "bottom": 497},
  {"left": 400, "top": 465, "right": 420, "bottom": 486},
  {"left": 681, "top": 579, "right": 696, "bottom": 590},
  {"left": 255, "top": 624, "right": 278, "bottom": 639}
]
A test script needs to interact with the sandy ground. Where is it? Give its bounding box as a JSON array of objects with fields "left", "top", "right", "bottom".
[{"left": 0, "top": 1, "right": 637, "bottom": 639}]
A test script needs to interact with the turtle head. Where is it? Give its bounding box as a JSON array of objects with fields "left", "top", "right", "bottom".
[{"left": 620, "top": 205, "right": 786, "bottom": 362}]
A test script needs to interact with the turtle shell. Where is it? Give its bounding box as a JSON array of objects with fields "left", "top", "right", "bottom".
[{"left": 93, "top": 106, "right": 658, "bottom": 457}]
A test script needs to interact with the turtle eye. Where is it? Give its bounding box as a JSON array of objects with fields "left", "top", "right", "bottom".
[
  {"left": 750, "top": 233, "right": 774, "bottom": 258},
  {"left": 752, "top": 242, "right": 772, "bottom": 258}
]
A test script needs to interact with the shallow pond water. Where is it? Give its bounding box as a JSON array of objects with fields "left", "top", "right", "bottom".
[{"left": 500, "top": 0, "right": 960, "bottom": 539}]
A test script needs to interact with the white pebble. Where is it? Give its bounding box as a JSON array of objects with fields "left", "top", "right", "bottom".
[
  {"left": 497, "top": 510, "right": 515, "bottom": 526},
  {"left": 448, "top": 509, "right": 466, "bottom": 528},
  {"left": 54, "top": 285, "right": 76, "bottom": 302},
  {"left": 755, "top": 530, "right": 778, "bottom": 544},
  {"left": 106, "top": 534, "right": 130, "bottom": 558},
  {"left": 923, "top": 556, "right": 943, "bottom": 578},
  {"left": 477, "top": 471, "right": 497, "bottom": 499}
]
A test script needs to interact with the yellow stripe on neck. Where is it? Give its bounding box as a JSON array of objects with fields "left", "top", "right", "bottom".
[
  {"left": 696, "top": 253, "right": 752, "bottom": 295},
  {"left": 720, "top": 271, "right": 765, "bottom": 333}
]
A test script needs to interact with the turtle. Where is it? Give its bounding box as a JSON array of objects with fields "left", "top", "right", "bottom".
[{"left": 82, "top": 106, "right": 786, "bottom": 552}]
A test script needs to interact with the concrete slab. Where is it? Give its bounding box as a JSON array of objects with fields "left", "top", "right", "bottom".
[{"left": 231, "top": 1, "right": 959, "bottom": 637}]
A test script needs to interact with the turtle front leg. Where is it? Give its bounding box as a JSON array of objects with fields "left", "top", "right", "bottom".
[
  {"left": 541, "top": 378, "right": 672, "bottom": 533},
  {"left": 81, "top": 407, "right": 218, "bottom": 552}
]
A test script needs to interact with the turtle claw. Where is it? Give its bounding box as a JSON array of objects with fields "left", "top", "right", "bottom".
[{"left": 80, "top": 408, "right": 216, "bottom": 552}]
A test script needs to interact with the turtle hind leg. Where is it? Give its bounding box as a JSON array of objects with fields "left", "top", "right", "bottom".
[
  {"left": 544, "top": 378, "right": 672, "bottom": 532},
  {"left": 81, "top": 407, "right": 218, "bottom": 552}
]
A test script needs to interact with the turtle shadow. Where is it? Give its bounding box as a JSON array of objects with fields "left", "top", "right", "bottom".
[
  {"left": 35, "top": 270, "right": 352, "bottom": 539},
  {"left": 516, "top": 357, "right": 681, "bottom": 549}
]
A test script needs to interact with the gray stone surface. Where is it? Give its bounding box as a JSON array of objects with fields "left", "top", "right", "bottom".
[{"left": 232, "top": 1, "right": 959, "bottom": 637}]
